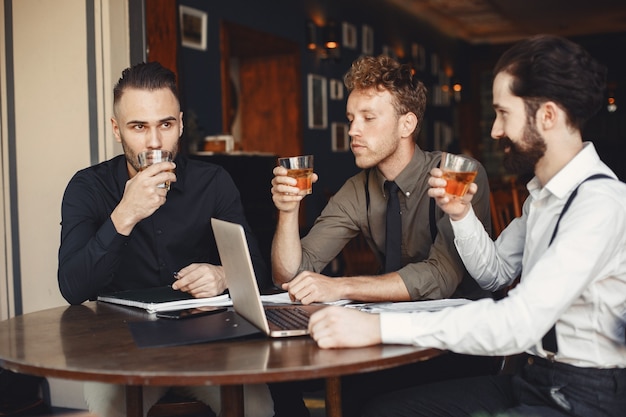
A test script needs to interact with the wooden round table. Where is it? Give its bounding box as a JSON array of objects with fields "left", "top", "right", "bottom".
[{"left": 0, "top": 302, "right": 443, "bottom": 417}]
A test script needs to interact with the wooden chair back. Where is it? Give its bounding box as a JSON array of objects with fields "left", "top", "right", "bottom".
[{"left": 489, "top": 177, "right": 525, "bottom": 237}]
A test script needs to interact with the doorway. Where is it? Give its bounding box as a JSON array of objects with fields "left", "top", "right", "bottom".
[{"left": 220, "top": 21, "right": 302, "bottom": 157}]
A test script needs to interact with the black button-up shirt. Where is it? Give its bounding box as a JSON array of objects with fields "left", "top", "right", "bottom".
[{"left": 58, "top": 155, "right": 270, "bottom": 304}]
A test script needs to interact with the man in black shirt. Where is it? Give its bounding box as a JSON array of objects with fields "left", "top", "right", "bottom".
[{"left": 58, "top": 62, "right": 273, "bottom": 417}]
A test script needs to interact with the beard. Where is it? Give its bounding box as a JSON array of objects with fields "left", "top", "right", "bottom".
[
  {"left": 500, "top": 121, "right": 546, "bottom": 176},
  {"left": 121, "top": 142, "right": 143, "bottom": 174}
]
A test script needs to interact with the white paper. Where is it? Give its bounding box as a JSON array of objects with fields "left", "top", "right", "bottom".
[
  {"left": 260, "top": 292, "right": 353, "bottom": 306},
  {"left": 346, "top": 298, "right": 471, "bottom": 313}
]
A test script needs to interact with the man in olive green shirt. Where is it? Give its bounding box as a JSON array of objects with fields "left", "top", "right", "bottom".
[
  {"left": 269, "top": 55, "right": 493, "bottom": 417},
  {"left": 271, "top": 56, "right": 491, "bottom": 304}
]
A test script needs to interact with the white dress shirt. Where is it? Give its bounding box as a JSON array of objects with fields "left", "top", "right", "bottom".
[{"left": 380, "top": 143, "right": 626, "bottom": 368}]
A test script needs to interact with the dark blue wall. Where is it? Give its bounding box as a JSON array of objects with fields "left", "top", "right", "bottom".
[{"left": 176, "top": 0, "right": 467, "bottom": 226}]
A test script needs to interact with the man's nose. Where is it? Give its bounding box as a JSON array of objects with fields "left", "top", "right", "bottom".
[
  {"left": 491, "top": 119, "right": 503, "bottom": 140},
  {"left": 146, "top": 128, "right": 162, "bottom": 149}
]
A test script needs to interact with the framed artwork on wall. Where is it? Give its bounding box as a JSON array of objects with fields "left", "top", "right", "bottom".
[
  {"left": 329, "top": 79, "right": 344, "bottom": 100},
  {"left": 411, "top": 42, "right": 426, "bottom": 71},
  {"left": 382, "top": 45, "right": 397, "bottom": 60},
  {"left": 308, "top": 74, "right": 328, "bottom": 129},
  {"left": 331, "top": 122, "right": 349, "bottom": 151},
  {"left": 342, "top": 22, "right": 357, "bottom": 49},
  {"left": 431, "top": 52, "right": 440, "bottom": 76},
  {"left": 362, "top": 25, "right": 374, "bottom": 55},
  {"left": 179, "top": 5, "right": 207, "bottom": 50}
]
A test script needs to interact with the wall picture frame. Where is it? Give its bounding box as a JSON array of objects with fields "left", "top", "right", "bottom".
[
  {"left": 362, "top": 25, "right": 374, "bottom": 55},
  {"left": 329, "top": 79, "right": 344, "bottom": 100},
  {"left": 308, "top": 74, "right": 328, "bottom": 129},
  {"left": 179, "top": 5, "right": 207, "bottom": 50},
  {"left": 342, "top": 22, "right": 357, "bottom": 49},
  {"left": 411, "top": 42, "right": 426, "bottom": 71},
  {"left": 331, "top": 122, "right": 349, "bottom": 152},
  {"left": 431, "top": 52, "right": 440, "bottom": 76},
  {"left": 382, "top": 44, "right": 397, "bottom": 60}
]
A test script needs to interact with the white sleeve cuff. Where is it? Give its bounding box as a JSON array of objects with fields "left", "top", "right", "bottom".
[{"left": 379, "top": 312, "right": 416, "bottom": 345}]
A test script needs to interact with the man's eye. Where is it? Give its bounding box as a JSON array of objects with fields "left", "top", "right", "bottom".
[
  {"left": 162, "top": 122, "right": 171, "bottom": 128},
  {"left": 133, "top": 124, "right": 144, "bottom": 130}
]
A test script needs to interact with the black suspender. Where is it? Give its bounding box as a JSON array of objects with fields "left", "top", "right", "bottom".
[{"left": 542, "top": 173, "right": 612, "bottom": 357}]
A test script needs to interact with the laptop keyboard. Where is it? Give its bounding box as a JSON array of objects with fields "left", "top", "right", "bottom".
[{"left": 265, "top": 307, "right": 310, "bottom": 330}]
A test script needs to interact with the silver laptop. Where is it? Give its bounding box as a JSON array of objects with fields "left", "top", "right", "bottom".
[{"left": 211, "top": 218, "right": 324, "bottom": 337}]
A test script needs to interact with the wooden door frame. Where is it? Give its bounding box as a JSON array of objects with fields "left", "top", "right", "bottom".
[{"left": 219, "top": 21, "right": 301, "bottom": 137}]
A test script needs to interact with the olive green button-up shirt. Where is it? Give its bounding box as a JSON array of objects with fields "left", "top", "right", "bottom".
[{"left": 299, "top": 146, "right": 492, "bottom": 300}]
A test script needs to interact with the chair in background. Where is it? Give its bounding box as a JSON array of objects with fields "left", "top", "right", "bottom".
[
  {"left": 489, "top": 176, "right": 526, "bottom": 300},
  {"left": 489, "top": 177, "right": 525, "bottom": 238}
]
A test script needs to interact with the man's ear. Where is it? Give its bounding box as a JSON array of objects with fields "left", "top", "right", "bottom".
[
  {"left": 537, "top": 101, "right": 560, "bottom": 131},
  {"left": 111, "top": 117, "right": 122, "bottom": 143},
  {"left": 400, "top": 112, "right": 418, "bottom": 138}
]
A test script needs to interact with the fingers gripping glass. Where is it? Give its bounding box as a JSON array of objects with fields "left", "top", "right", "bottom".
[
  {"left": 277, "top": 155, "right": 314, "bottom": 195},
  {"left": 138, "top": 150, "right": 173, "bottom": 190},
  {"left": 440, "top": 152, "right": 478, "bottom": 198}
]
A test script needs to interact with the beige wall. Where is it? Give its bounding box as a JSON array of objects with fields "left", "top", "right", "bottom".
[
  {"left": 13, "top": 0, "right": 92, "bottom": 313},
  {"left": 1, "top": 0, "right": 129, "bottom": 408}
]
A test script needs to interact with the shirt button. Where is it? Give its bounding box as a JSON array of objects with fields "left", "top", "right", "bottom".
[
  {"left": 405, "top": 192, "right": 410, "bottom": 197},
  {"left": 156, "top": 229, "right": 162, "bottom": 235}
]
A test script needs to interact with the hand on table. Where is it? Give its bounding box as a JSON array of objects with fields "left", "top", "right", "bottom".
[
  {"left": 281, "top": 271, "right": 344, "bottom": 305},
  {"left": 309, "top": 306, "right": 381, "bottom": 349},
  {"left": 172, "top": 263, "right": 226, "bottom": 298}
]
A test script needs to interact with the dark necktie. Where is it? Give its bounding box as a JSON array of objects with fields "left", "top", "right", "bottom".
[{"left": 384, "top": 181, "right": 402, "bottom": 272}]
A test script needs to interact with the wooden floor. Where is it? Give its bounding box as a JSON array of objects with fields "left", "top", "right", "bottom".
[
  {"left": 49, "top": 403, "right": 325, "bottom": 417},
  {"left": 305, "top": 397, "right": 326, "bottom": 416},
  {"left": 46, "top": 396, "right": 326, "bottom": 416},
  {"left": 51, "top": 407, "right": 323, "bottom": 417}
]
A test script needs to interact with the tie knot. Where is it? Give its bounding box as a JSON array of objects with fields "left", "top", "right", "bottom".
[{"left": 385, "top": 181, "right": 399, "bottom": 195}]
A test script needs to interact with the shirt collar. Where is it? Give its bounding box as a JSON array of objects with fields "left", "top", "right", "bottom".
[
  {"left": 374, "top": 145, "right": 430, "bottom": 198},
  {"left": 529, "top": 142, "right": 609, "bottom": 200}
]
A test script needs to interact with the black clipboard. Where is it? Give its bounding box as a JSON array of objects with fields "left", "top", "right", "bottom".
[{"left": 128, "top": 310, "right": 263, "bottom": 348}]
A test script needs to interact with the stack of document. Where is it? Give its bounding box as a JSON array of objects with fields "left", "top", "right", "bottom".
[
  {"left": 97, "top": 286, "right": 232, "bottom": 313},
  {"left": 346, "top": 298, "right": 471, "bottom": 313},
  {"left": 98, "top": 286, "right": 470, "bottom": 315},
  {"left": 258, "top": 292, "right": 471, "bottom": 312}
]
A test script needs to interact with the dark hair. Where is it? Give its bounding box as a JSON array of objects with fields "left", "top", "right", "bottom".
[
  {"left": 344, "top": 55, "right": 428, "bottom": 138},
  {"left": 493, "top": 35, "right": 607, "bottom": 131},
  {"left": 113, "top": 62, "right": 179, "bottom": 114}
]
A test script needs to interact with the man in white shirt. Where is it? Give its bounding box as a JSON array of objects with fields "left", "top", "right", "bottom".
[{"left": 307, "top": 35, "right": 626, "bottom": 417}]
